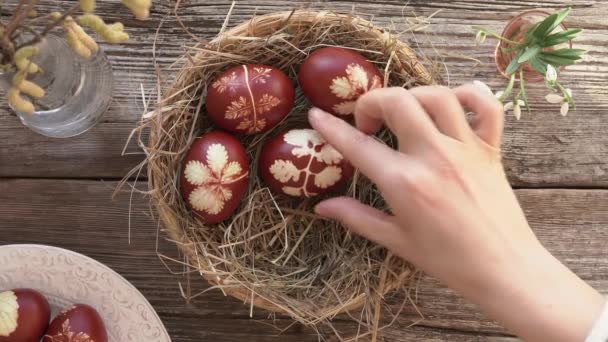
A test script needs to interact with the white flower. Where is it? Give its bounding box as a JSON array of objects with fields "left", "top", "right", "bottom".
[
  {"left": 503, "top": 100, "right": 525, "bottom": 120},
  {"left": 545, "top": 64, "right": 558, "bottom": 83},
  {"left": 545, "top": 93, "right": 564, "bottom": 103},
  {"left": 475, "top": 31, "right": 487, "bottom": 45},
  {"left": 545, "top": 89, "right": 572, "bottom": 104},
  {"left": 560, "top": 102, "right": 570, "bottom": 116},
  {"left": 545, "top": 88, "right": 572, "bottom": 116}
]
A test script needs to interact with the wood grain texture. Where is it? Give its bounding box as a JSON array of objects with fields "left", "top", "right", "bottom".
[
  {"left": 1, "top": 1, "right": 608, "bottom": 341},
  {"left": 0, "top": 0, "right": 607, "bottom": 186},
  {"left": 0, "top": 179, "right": 606, "bottom": 340}
]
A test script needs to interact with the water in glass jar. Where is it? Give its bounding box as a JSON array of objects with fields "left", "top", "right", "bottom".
[{"left": 11, "top": 34, "right": 114, "bottom": 138}]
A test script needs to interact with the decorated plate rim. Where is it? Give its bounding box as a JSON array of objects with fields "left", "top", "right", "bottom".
[{"left": 0, "top": 244, "right": 171, "bottom": 341}]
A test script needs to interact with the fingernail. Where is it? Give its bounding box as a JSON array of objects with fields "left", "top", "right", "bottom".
[
  {"left": 472, "top": 80, "right": 494, "bottom": 96},
  {"left": 308, "top": 107, "right": 327, "bottom": 123},
  {"left": 314, "top": 201, "right": 330, "bottom": 217}
]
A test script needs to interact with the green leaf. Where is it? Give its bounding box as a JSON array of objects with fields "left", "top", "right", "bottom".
[
  {"left": 524, "top": 22, "right": 541, "bottom": 40},
  {"left": 505, "top": 51, "right": 523, "bottom": 75},
  {"left": 528, "top": 56, "right": 548, "bottom": 75},
  {"left": 538, "top": 54, "right": 579, "bottom": 66},
  {"left": 543, "top": 48, "right": 586, "bottom": 58},
  {"left": 534, "top": 7, "right": 572, "bottom": 39},
  {"left": 543, "top": 28, "right": 583, "bottom": 46},
  {"left": 518, "top": 45, "right": 542, "bottom": 63},
  {"left": 532, "top": 13, "right": 558, "bottom": 39},
  {"left": 546, "top": 8, "right": 573, "bottom": 35}
]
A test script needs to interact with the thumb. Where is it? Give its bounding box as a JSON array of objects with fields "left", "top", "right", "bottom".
[{"left": 315, "top": 197, "right": 409, "bottom": 255}]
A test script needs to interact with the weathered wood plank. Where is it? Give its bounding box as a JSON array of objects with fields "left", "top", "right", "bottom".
[
  {"left": 0, "top": 179, "right": 606, "bottom": 339},
  {"left": 160, "top": 317, "right": 519, "bottom": 342},
  {"left": 1, "top": 1, "right": 607, "bottom": 186},
  {"left": 0, "top": 118, "right": 145, "bottom": 179}
]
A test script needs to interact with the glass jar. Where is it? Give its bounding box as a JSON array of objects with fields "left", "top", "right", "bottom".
[
  {"left": 494, "top": 10, "right": 571, "bottom": 82},
  {"left": 1, "top": 34, "right": 113, "bottom": 138}
]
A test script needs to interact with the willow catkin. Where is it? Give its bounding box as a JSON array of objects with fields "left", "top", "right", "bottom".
[
  {"left": 73, "top": 24, "right": 98, "bottom": 53},
  {"left": 14, "top": 46, "right": 40, "bottom": 73},
  {"left": 63, "top": 17, "right": 98, "bottom": 57},
  {"left": 79, "top": 0, "right": 96, "bottom": 13},
  {"left": 108, "top": 22, "right": 124, "bottom": 31},
  {"left": 65, "top": 27, "right": 92, "bottom": 59},
  {"left": 77, "top": 14, "right": 129, "bottom": 43},
  {"left": 7, "top": 88, "right": 35, "bottom": 114},
  {"left": 122, "top": 0, "right": 151, "bottom": 20},
  {"left": 18, "top": 80, "right": 45, "bottom": 99},
  {"left": 12, "top": 71, "right": 45, "bottom": 99}
]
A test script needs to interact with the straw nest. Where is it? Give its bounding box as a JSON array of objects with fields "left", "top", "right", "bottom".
[{"left": 136, "top": 9, "right": 435, "bottom": 337}]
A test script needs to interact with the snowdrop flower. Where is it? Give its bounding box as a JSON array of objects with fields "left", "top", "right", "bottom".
[
  {"left": 503, "top": 100, "right": 525, "bottom": 120},
  {"left": 545, "top": 88, "right": 572, "bottom": 116},
  {"left": 545, "top": 64, "right": 558, "bottom": 83},
  {"left": 475, "top": 31, "right": 487, "bottom": 45}
]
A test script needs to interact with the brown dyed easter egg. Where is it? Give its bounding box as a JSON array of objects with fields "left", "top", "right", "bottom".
[
  {"left": 259, "top": 128, "right": 354, "bottom": 198},
  {"left": 298, "top": 47, "right": 384, "bottom": 116},
  {"left": 181, "top": 131, "right": 250, "bottom": 223},
  {"left": 0, "top": 289, "right": 50, "bottom": 342},
  {"left": 42, "top": 304, "right": 107, "bottom": 342},
  {"left": 206, "top": 64, "right": 295, "bottom": 134}
]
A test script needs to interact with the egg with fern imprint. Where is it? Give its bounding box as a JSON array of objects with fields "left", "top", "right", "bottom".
[
  {"left": 181, "top": 131, "right": 250, "bottom": 223},
  {"left": 43, "top": 304, "right": 107, "bottom": 342},
  {"left": 298, "top": 47, "right": 384, "bottom": 116},
  {"left": 206, "top": 64, "right": 295, "bottom": 135},
  {"left": 259, "top": 128, "right": 354, "bottom": 198},
  {"left": 0, "top": 288, "right": 50, "bottom": 342}
]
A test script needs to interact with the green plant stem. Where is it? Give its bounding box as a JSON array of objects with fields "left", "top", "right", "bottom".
[
  {"left": 555, "top": 82, "right": 575, "bottom": 108},
  {"left": 519, "top": 68, "right": 530, "bottom": 112},
  {"left": 499, "top": 73, "right": 517, "bottom": 102},
  {"left": 472, "top": 26, "right": 520, "bottom": 45}
]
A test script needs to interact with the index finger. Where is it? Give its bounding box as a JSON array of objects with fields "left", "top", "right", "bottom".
[
  {"left": 308, "top": 107, "right": 402, "bottom": 186},
  {"left": 354, "top": 87, "right": 440, "bottom": 153}
]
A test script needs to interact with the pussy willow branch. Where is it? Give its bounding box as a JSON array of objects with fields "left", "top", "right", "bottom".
[
  {"left": 4, "top": 0, "right": 37, "bottom": 37},
  {"left": 17, "top": 3, "right": 80, "bottom": 50},
  {"left": 0, "top": 0, "right": 35, "bottom": 63},
  {"left": 15, "top": 24, "right": 42, "bottom": 44}
]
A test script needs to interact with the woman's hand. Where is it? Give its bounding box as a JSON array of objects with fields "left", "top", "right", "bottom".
[{"left": 308, "top": 84, "right": 604, "bottom": 342}]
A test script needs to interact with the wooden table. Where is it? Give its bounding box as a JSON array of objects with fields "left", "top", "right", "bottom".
[{"left": 1, "top": 1, "right": 607, "bottom": 341}]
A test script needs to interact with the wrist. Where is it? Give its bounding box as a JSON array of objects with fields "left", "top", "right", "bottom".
[{"left": 474, "top": 245, "right": 604, "bottom": 342}]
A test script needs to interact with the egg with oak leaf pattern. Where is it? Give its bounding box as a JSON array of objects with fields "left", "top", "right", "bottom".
[
  {"left": 298, "top": 47, "right": 384, "bottom": 116},
  {"left": 206, "top": 64, "right": 295, "bottom": 135},
  {"left": 181, "top": 131, "right": 249, "bottom": 223},
  {"left": 0, "top": 289, "right": 50, "bottom": 342},
  {"left": 259, "top": 129, "right": 354, "bottom": 198},
  {"left": 42, "top": 304, "right": 107, "bottom": 342}
]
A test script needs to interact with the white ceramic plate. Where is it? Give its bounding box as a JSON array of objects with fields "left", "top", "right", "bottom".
[{"left": 0, "top": 244, "right": 171, "bottom": 342}]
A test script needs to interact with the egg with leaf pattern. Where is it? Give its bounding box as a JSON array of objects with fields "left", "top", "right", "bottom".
[
  {"left": 298, "top": 47, "right": 384, "bottom": 116},
  {"left": 259, "top": 128, "right": 354, "bottom": 198},
  {"left": 181, "top": 131, "right": 250, "bottom": 223},
  {"left": 0, "top": 289, "right": 50, "bottom": 342},
  {"left": 206, "top": 64, "right": 295, "bottom": 135},
  {"left": 43, "top": 304, "right": 107, "bottom": 342}
]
